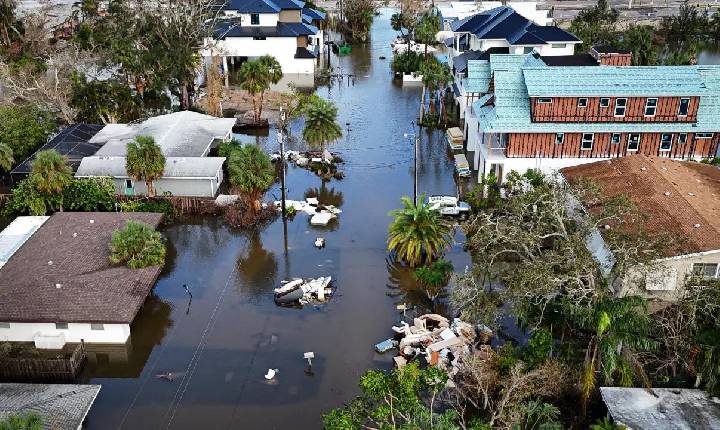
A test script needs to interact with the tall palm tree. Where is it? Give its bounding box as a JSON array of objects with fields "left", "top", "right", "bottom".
[
  {"left": 419, "top": 58, "right": 453, "bottom": 123},
  {"left": 31, "top": 149, "right": 73, "bottom": 211},
  {"left": 236, "top": 55, "right": 283, "bottom": 124},
  {"left": 0, "top": 142, "right": 13, "bottom": 172},
  {"left": 302, "top": 97, "right": 342, "bottom": 155},
  {"left": 578, "top": 296, "right": 657, "bottom": 417},
  {"left": 126, "top": 135, "right": 166, "bottom": 197},
  {"left": 227, "top": 144, "right": 275, "bottom": 214},
  {"left": 387, "top": 194, "right": 452, "bottom": 267}
]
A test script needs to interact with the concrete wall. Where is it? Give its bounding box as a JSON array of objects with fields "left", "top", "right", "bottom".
[
  {"left": 116, "top": 175, "right": 222, "bottom": 198},
  {"left": 212, "top": 37, "right": 316, "bottom": 74},
  {"left": 0, "top": 322, "right": 131, "bottom": 346}
]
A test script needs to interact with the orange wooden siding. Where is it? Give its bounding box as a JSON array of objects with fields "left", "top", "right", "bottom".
[
  {"left": 505, "top": 132, "right": 719, "bottom": 159},
  {"left": 530, "top": 96, "right": 699, "bottom": 123}
]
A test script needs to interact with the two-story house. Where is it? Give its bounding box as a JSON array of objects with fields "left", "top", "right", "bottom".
[
  {"left": 463, "top": 53, "right": 720, "bottom": 183},
  {"left": 203, "top": 0, "right": 326, "bottom": 79},
  {"left": 437, "top": 1, "right": 552, "bottom": 31}
]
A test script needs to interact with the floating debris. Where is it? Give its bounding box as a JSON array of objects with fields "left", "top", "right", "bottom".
[
  {"left": 273, "top": 197, "right": 342, "bottom": 226},
  {"left": 270, "top": 149, "right": 344, "bottom": 179},
  {"left": 315, "top": 237, "right": 325, "bottom": 248},
  {"left": 274, "top": 277, "right": 334, "bottom": 306},
  {"left": 264, "top": 369, "right": 278, "bottom": 380}
]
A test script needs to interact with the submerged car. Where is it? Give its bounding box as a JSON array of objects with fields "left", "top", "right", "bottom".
[{"left": 427, "top": 195, "right": 471, "bottom": 218}]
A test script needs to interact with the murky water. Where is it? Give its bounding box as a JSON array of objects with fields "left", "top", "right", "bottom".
[{"left": 81, "top": 10, "right": 469, "bottom": 429}]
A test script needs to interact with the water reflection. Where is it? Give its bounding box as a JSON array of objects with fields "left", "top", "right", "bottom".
[
  {"left": 303, "top": 183, "right": 344, "bottom": 207},
  {"left": 236, "top": 231, "right": 278, "bottom": 299},
  {"left": 385, "top": 257, "right": 450, "bottom": 315}
]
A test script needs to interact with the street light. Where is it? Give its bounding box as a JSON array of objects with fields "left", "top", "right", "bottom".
[{"left": 404, "top": 120, "right": 419, "bottom": 205}]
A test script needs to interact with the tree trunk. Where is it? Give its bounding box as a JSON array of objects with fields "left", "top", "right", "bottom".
[
  {"left": 147, "top": 180, "right": 155, "bottom": 197},
  {"left": 258, "top": 90, "right": 265, "bottom": 123},
  {"left": 419, "top": 84, "right": 426, "bottom": 123},
  {"left": 180, "top": 80, "right": 190, "bottom": 111}
]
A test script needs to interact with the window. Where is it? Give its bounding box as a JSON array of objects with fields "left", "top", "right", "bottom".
[
  {"left": 252, "top": 36, "right": 266, "bottom": 40},
  {"left": 692, "top": 263, "right": 719, "bottom": 278},
  {"left": 577, "top": 98, "right": 588, "bottom": 108},
  {"left": 627, "top": 133, "right": 641, "bottom": 151},
  {"left": 55, "top": 323, "right": 68, "bottom": 329},
  {"left": 581, "top": 133, "right": 594, "bottom": 150},
  {"left": 551, "top": 43, "right": 566, "bottom": 49},
  {"left": 555, "top": 133, "right": 564, "bottom": 144},
  {"left": 0, "top": 322, "right": 9, "bottom": 329},
  {"left": 644, "top": 98, "right": 658, "bottom": 116},
  {"left": 523, "top": 47, "right": 534, "bottom": 54},
  {"left": 660, "top": 134, "right": 672, "bottom": 151},
  {"left": 678, "top": 133, "right": 688, "bottom": 144},
  {"left": 250, "top": 13, "right": 260, "bottom": 25},
  {"left": 614, "top": 98, "right": 627, "bottom": 117},
  {"left": 611, "top": 133, "right": 622, "bottom": 144},
  {"left": 600, "top": 98, "right": 610, "bottom": 108},
  {"left": 90, "top": 323, "right": 105, "bottom": 331},
  {"left": 124, "top": 179, "right": 133, "bottom": 189},
  {"left": 678, "top": 97, "right": 690, "bottom": 116},
  {"left": 696, "top": 133, "right": 714, "bottom": 139},
  {"left": 538, "top": 98, "right": 552, "bottom": 104}
]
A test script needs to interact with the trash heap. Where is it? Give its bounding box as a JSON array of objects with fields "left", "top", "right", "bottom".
[
  {"left": 274, "top": 277, "right": 334, "bottom": 306},
  {"left": 375, "top": 314, "right": 486, "bottom": 375},
  {"left": 271, "top": 149, "right": 344, "bottom": 179},
  {"left": 273, "top": 197, "right": 342, "bottom": 226}
]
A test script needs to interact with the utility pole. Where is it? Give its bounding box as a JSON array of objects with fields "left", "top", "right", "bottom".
[
  {"left": 278, "top": 108, "right": 288, "bottom": 218},
  {"left": 406, "top": 121, "right": 419, "bottom": 206}
]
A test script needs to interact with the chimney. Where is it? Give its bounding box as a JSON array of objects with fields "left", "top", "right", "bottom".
[{"left": 590, "top": 45, "right": 632, "bottom": 66}]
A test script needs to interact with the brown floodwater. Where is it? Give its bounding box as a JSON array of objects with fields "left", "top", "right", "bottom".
[{"left": 80, "top": 10, "right": 470, "bottom": 429}]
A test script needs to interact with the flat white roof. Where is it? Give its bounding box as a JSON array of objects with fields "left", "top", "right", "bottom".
[{"left": 0, "top": 216, "right": 49, "bottom": 269}]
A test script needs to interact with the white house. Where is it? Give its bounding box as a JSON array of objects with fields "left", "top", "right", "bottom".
[
  {"left": 561, "top": 155, "right": 720, "bottom": 301},
  {"left": 0, "top": 212, "right": 165, "bottom": 348},
  {"left": 203, "top": 0, "right": 326, "bottom": 78},
  {"left": 74, "top": 111, "right": 235, "bottom": 197},
  {"left": 437, "top": 1, "right": 552, "bottom": 31}
]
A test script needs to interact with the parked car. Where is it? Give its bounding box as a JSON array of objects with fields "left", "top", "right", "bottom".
[{"left": 427, "top": 195, "right": 471, "bottom": 218}]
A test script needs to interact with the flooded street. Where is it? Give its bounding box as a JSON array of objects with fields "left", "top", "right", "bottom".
[{"left": 82, "top": 9, "right": 470, "bottom": 430}]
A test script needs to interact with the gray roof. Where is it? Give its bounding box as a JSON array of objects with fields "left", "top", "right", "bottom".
[
  {"left": 0, "top": 383, "right": 100, "bottom": 430},
  {"left": 600, "top": 387, "right": 720, "bottom": 430},
  {"left": 75, "top": 156, "right": 225, "bottom": 179},
  {"left": 92, "top": 111, "right": 235, "bottom": 158}
]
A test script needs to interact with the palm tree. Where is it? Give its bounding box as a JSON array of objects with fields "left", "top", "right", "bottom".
[
  {"left": 0, "top": 142, "right": 13, "bottom": 172},
  {"left": 31, "top": 149, "right": 73, "bottom": 211},
  {"left": 110, "top": 220, "right": 166, "bottom": 269},
  {"left": 414, "top": 14, "right": 440, "bottom": 58},
  {"left": 420, "top": 58, "right": 453, "bottom": 120},
  {"left": 578, "top": 296, "right": 657, "bottom": 417},
  {"left": 226, "top": 144, "right": 275, "bottom": 214},
  {"left": 236, "top": 55, "right": 283, "bottom": 124},
  {"left": 126, "top": 135, "right": 165, "bottom": 197},
  {"left": 302, "top": 97, "right": 342, "bottom": 155},
  {"left": 387, "top": 194, "right": 452, "bottom": 267}
]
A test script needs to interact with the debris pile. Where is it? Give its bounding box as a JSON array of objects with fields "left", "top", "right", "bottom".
[
  {"left": 271, "top": 149, "right": 344, "bottom": 179},
  {"left": 375, "top": 314, "right": 482, "bottom": 375},
  {"left": 274, "top": 197, "right": 342, "bottom": 226},
  {"left": 274, "top": 277, "right": 334, "bottom": 306}
]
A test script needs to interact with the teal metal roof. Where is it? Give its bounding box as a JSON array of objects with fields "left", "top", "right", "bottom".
[
  {"left": 471, "top": 57, "right": 720, "bottom": 133},
  {"left": 465, "top": 60, "right": 490, "bottom": 93},
  {"left": 522, "top": 66, "right": 708, "bottom": 97}
]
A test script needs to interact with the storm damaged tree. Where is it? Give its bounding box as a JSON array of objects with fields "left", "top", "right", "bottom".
[{"left": 341, "top": 0, "right": 376, "bottom": 41}]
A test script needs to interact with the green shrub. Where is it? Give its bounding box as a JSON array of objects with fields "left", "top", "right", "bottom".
[
  {"left": 109, "top": 220, "right": 166, "bottom": 269},
  {"left": 63, "top": 178, "right": 116, "bottom": 211},
  {"left": 3, "top": 176, "right": 54, "bottom": 216},
  {"left": 217, "top": 139, "right": 244, "bottom": 158},
  {"left": 524, "top": 328, "right": 553, "bottom": 368},
  {"left": 119, "top": 198, "right": 177, "bottom": 222},
  {"left": 0, "top": 411, "right": 42, "bottom": 430}
]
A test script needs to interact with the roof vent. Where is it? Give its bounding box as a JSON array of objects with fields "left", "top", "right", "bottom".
[
  {"left": 688, "top": 192, "right": 695, "bottom": 196},
  {"left": 72, "top": 232, "right": 77, "bottom": 237},
  {"left": 694, "top": 223, "right": 701, "bottom": 228},
  {"left": 90, "top": 219, "right": 95, "bottom": 224},
  {"left": 640, "top": 167, "right": 647, "bottom": 171},
  {"left": 48, "top": 260, "right": 53, "bottom": 265},
  {"left": 604, "top": 224, "right": 611, "bottom": 230},
  {"left": 55, "top": 283, "right": 62, "bottom": 289},
  {"left": 664, "top": 192, "right": 671, "bottom": 196}
]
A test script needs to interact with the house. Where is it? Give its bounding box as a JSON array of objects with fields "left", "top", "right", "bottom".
[
  {"left": 0, "top": 383, "right": 101, "bottom": 430},
  {"left": 463, "top": 53, "right": 720, "bottom": 182},
  {"left": 75, "top": 111, "right": 234, "bottom": 197},
  {"left": 203, "top": 0, "right": 326, "bottom": 79},
  {"left": 437, "top": 1, "right": 553, "bottom": 32},
  {"left": 0, "top": 212, "right": 164, "bottom": 347},
  {"left": 561, "top": 155, "right": 720, "bottom": 299},
  {"left": 447, "top": 6, "right": 579, "bottom": 63},
  {"left": 599, "top": 387, "right": 720, "bottom": 430}
]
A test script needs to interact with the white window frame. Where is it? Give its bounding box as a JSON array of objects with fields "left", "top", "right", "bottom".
[
  {"left": 577, "top": 98, "right": 588, "bottom": 108},
  {"left": 692, "top": 263, "right": 719, "bottom": 278},
  {"left": 90, "top": 323, "right": 105, "bottom": 331},
  {"left": 627, "top": 133, "right": 641, "bottom": 151},
  {"left": 55, "top": 323, "right": 69, "bottom": 329},
  {"left": 538, "top": 98, "right": 552, "bottom": 104},
  {"left": 551, "top": 43, "right": 566, "bottom": 49},
  {"left": 0, "top": 322, "right": 9, "bottom": 329},
  {"left": 660, "top": 134, "right": 673, "bottom": 151},
  {"left": 555, "top": 133, "right": 564, "bottom": 144},
  {"left": 696, "top": 133, "right": 714, "bottom": 139},
  {"left": 581, "top": 133, "right": 594, "bottom": 150},
  {"left": 678, "top": 97, "right": 690, "bottom": 116},
  {"left": 600, "top": 98, "right": 610, "bottom": 108},
  {"left": 678, "top": 133, "right": 688, "bottom": 144},
  {"left": 614, "top": 98, "right": 627, "bottom": 117},
  {"left": 644, "top": 98, "right": 658, "bottom": 117},
  {"left": 611, "top": 133, "right": 621, "bottom": 144}
]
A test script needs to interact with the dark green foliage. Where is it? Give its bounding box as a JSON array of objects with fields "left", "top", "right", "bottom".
[
  {"left": 0, "top": 105, "right": 56, "bottom": 162},
  {"left": 3, "top": 176, "right": 53, "bottom": 216},
  {"left": 510, "top": 400, "right": 562, "bottom": 430},
  {"left": 621, "top": 25, "right": 658, "bottom": 66},
  {"left": 568, "top": 0, "right": 618, "bottom": 52},
  {"left": 700, "top": 157, "right": 720, "bottom": 166},
  {"left": 524, "top": 328, "right": 553, "bottom": 368},
  {"left": 62, "top": 178, "right": 116, "bottom": 211},
  {"left": 414, "top": 259, "right": 454, "bottom": 301},
  {"left": 0, "top": 412, "right": 42, "bottom": 430},
  {"left": 391, "top": 50, "right": 423, "bottom": 74},
  {"left": 217, "top": 139, "right": 244, "bottom": 158},
  {"left": 109, "top": 220, "right": 166, "bottom": 269},
  {"left": 118, "top": 198, "right": 178, "bottom": 222}
]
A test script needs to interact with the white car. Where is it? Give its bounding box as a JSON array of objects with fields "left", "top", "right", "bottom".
[{"left": 427, "top": 196, "right": 471, "bottom": 217}]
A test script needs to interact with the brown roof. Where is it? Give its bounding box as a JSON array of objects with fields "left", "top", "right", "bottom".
[
  {"left": 0, "top": 212, "right": 163, "bottom": 323},
  {"left": 561, "top": 155, "right": 720, "bottom": 257}
]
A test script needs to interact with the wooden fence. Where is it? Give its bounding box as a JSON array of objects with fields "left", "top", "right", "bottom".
[
  {"left": 0, "top": 342, "right": 87, "bottom": 382},
  {"left": 116, "top": 195, "right": 219, "bottom": 215}
]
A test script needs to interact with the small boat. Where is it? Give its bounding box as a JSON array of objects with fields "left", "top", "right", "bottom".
[
  {"left": 446, "top": 127, "right": 464, "bottom": 151},
  {"left": 454, "top": 154, "right": 471, "bottom": 178}
]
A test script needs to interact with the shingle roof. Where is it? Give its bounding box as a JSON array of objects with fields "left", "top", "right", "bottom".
[
  {"left": 75, "top": 156, "right": 225, "bottom": 179},
  {"left": 465, "top": 60, "right": 491, "bottom": 93},
  {"left": 302, "top": 7, "right": 325, "bottom": 22},
  {"left": 215, "top": 21, "right": 319, "bottom": 38},
  {"left": 221, "top": 0, "right": 281, "bottom": 12},
  {"left": 0, "top": 384, "right": 101, "bottom": 430},
  {"left": 561, "top": 155, "right": 720, "bottom": 257},
  {"left": 522, "top": 66, "right": 709, "bottom": 97},
  {"left": 450, "top": 6, "right": 578, "bottom": 44},
  {"left": 453, "top": 47, "right": 508, "bottom": 74},
  {"left": 294, "top": 46, "right": 317, "bottom": 59},
  {"left": 0, "top": 212, "right": 164, "bottom": 323}
]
